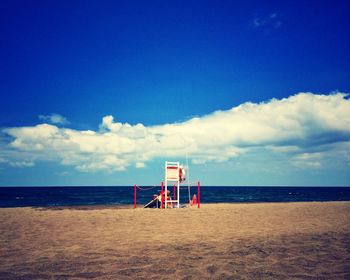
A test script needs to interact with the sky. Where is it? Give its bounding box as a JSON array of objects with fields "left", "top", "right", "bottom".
[{"left": 0, "top": 0, "right": 349, "bottom": 186}]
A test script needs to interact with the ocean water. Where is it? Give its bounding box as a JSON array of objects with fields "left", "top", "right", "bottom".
[{"left": 0, "top": 186, "right": 350, "bottom": 207}]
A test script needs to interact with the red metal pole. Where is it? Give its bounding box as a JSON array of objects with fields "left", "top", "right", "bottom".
[
  {"left": 134, "top": 184, "right": 137, "bottom": 209},
  {"left": 161, "top": 181, "right": 164, "bottom": 209},
  {"left": 198, "top": 181, "right": 200, "bottom": 208}
]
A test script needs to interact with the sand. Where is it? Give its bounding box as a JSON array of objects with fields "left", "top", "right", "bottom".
[{"left": 0, "top": 202, "right": 349, "bottom": 280}]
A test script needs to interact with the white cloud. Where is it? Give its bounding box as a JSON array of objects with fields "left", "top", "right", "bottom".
[
  {"left": 55, "top": 171, "right": 71, "bottom": 176},
  {"left": 291, "top": 153, "right": 323, "bottom": 169},
  {"left": 2, "top": 92, "right": 350, "bottom": 172},
  {"left": 38, "top": 113, "right": 70, "bottom": 125},
  {"left": 253, "top": 13, "right": 282, "bottom": 30},
  {"left": 9, "top": 161, "right": 35, "bottom": 168},
  {"left": 135, "top": 162, "right": 146, "bottom": 168}
]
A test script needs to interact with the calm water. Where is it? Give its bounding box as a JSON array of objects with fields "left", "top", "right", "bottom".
[{"left": 0, "top": 186, "right": 349, "bottom": 207}]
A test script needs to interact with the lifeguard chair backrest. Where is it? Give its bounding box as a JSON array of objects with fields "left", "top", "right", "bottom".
[
  {"left": 179, "top": 165, "right": 186, "bottom": 182},
  {"left": 165, "top": 161, "right": 179, "bottom": 181}
]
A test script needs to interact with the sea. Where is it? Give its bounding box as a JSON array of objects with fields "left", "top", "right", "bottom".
[{"left": 0, "top": 186, "right": 350, "bottom": 208}]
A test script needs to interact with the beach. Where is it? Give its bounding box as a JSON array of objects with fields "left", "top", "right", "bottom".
[{"left": 0, "top": 202, "right": 349, "bottom": 279}]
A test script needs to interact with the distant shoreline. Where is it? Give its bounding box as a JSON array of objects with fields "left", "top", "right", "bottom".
[
  {"left": 1, "top": 185, "right": 350, "bottom": 187},
  {"left": 1, "top": 200, "right": 349, "bottom": 210}
]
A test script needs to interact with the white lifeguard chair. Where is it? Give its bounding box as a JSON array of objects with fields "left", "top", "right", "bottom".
[
  {"left": 133, "top": 161, "right": 200, "bottom": 209},
  {"left": 164, "top": 161, "right": 183, "bottom": 208}
]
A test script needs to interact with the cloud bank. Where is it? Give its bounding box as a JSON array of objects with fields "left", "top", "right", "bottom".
[{"left": 2, "top": 92, "right": 350, "bottom": 172}]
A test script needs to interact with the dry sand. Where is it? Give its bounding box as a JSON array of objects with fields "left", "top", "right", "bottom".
[{"left": 0, "top": 202, "right": 349, "bottom": 279}]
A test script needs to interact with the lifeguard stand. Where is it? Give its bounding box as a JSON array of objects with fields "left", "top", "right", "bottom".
[
  {"left": 133, "top": 161, "right": 200, "bottom": 209},
  {"left": 164, "top": 161, "right": 181, "bottom": 208}
]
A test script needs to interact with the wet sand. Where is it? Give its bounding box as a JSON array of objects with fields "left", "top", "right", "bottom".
[{"left": 0, "top": 202, "right": 349, "bottom": 279}]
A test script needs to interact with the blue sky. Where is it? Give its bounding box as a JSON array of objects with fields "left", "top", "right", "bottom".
[{"left": 0, "top": 1, "right": 349, "bottom": 186}]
